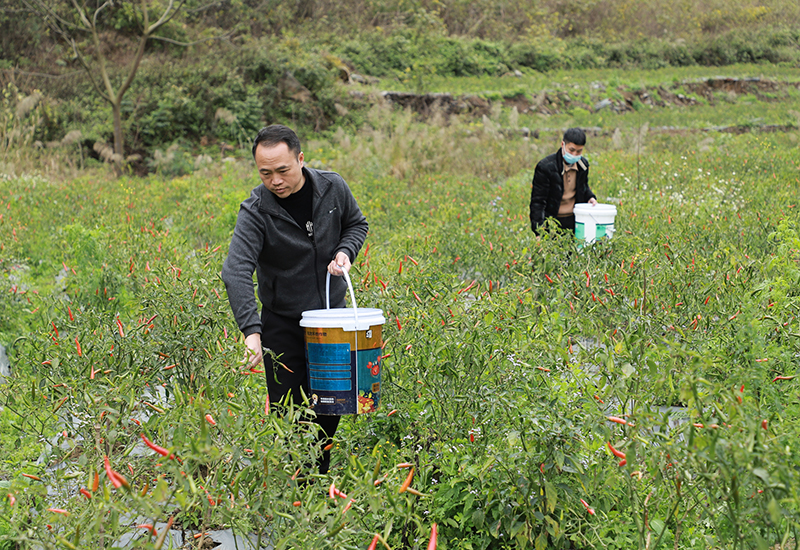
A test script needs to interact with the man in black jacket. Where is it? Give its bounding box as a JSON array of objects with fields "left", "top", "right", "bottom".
[
  {"left": 221, "top": 124, "right": 369, "bottom": 473},
  {"left": 530, "top": 127, "right": 597, "bottom": 233}
]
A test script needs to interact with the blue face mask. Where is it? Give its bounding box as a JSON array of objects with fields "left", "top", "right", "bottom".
[{"left": 562, "top": 147, "right": 582, "bottom": 165}]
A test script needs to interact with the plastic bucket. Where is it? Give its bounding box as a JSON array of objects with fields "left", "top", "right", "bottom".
[
  {"left": 299, "top": 270, "right": 385, "bottom": 415},
  {"left": 574, "top": 203, "right": 617, "bottom": 244}
]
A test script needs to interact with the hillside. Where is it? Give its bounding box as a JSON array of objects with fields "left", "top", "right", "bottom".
[{"left": 1, "top": 0, "right": 799, "bottom": 172}]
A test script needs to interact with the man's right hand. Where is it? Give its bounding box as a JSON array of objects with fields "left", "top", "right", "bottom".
[{"left": 244, "top": 332, "right": 263, "bottom": 368}]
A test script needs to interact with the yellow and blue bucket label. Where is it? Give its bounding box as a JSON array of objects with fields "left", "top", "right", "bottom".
[{"left": 304, "top": 323, "right": 383, "bottom": 415}]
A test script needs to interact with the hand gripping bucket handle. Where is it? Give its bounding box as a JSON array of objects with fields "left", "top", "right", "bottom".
[{"left": 325, "top": 268, "right": 358, "bottom": 322}]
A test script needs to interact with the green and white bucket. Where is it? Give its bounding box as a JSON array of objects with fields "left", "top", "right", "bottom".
[{"left": 574, "top": 203, "right": 617, "bottom": 244}]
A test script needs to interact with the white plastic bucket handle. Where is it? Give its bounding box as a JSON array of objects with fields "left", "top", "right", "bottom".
[
  {"left": 324, "top": 267, "right": 360, "bottom": 391},
  {"left": 325, "top": 267, "right": 359, "bottom": 327}
]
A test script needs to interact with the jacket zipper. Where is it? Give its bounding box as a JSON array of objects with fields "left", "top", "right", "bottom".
[{"left": 310, "top": 182, "right": 334, "bottom": 310}]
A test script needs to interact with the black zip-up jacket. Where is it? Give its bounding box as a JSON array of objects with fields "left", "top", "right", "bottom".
[
  {"left": 221, "top": 167, "right": 368, "bottom": 336},
  {"left": 529, "top": 149, "right": 595, "bottom": 232}
]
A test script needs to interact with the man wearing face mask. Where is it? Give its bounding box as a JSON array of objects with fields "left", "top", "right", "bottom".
[{"left": 530, "top": 127, "right": 598, "bottom": 233}]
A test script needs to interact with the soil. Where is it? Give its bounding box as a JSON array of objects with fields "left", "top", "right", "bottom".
[{"left": 378, "top": 77, "right": 800, "bottom": 118}]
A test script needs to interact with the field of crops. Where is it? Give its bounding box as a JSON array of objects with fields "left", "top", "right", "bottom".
[{"left": 1, "top": 65, "right": 800, "bottom": 549}]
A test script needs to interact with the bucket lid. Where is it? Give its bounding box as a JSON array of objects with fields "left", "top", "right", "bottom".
[
  {"left": 573, "top": 203, "right": 617, "bottom": 215},
  {"left": 300, "top": 308, "right": 386, "bottom": 331}
]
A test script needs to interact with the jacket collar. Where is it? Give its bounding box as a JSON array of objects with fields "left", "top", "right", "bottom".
[{"left": 555, "top": 148, "right": 587, "bottom": 173}]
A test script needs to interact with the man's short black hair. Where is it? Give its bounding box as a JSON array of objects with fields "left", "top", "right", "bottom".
[
  {"left": 252, "top": 125, "right": 302, "bottom": 158},
  {"left": 563, "top": 127, "right": 586, "bottom": 146}
]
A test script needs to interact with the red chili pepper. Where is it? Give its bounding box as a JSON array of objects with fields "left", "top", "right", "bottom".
[
  {"left": 387, "top": 409, "right": 398, "bottom": 416},
  {"left": 264, "top": 395, "right": 270, "bottom": 415},
  {"left": 154, "top": 516, "right": 174, "bottom": 549},
  {"left": 396, "top": 317, "right": 402, "bottom": 331},
  {"left": 205, "top": 414, "right": 216, "bottom": 426},
  {"left": 22, "top": 473, "right": 42, "bottom": 481},
  {"left": 52, "top": 395, "right": 69, "bottom": 413},
  {"left": 607, "top": 442, "right": 626, "bottom": 460},
  {"left": 367, "top": 534, "right": 380, "bottom": 550},
  {"left": 618, "top": 459, "right": 627, "bottom": 467},
  {"left": 341, "top": 498, "right": 354, "bottom": 513},
  {"left": 772, "top": 375, "right": 796, "bottom": 382},
  {"left": 606, "top": 416, "right": 627, "bottom": 425},
  {"left": 51, "top": 322, "right": 59, "bottom": 337},
  {"left": 293, "top": 501, "right": 302, "bottom": 507},
  {"left": 47, "top": 507, "right": 69, "bottom": 516},
  {"left": 67, "top": 305, "right": 74, "bottom": 321},
  {"left": 141, "top": 434, "right": 173, "bottom": 459},
  {"left": 704, "top": 296, "right": 710, "bottom": 305},
  {"left": 398, "top": 466, "right": 415, "bottom": 493},
  {"left": 427, "top": 523, "right": 438, "bottom": 550},
  {"left": 116, "top": 318, "right": 125, "bottom": 338},
  {"left": 761, "top": 419, "right": 768, "bottom": 430},
  {"left": 470, "top": 431, "right": 475, "bottom": 443},
  {"left": 7, "top": 493, "right": 15, "bottom": 506},
  {"left": 544, "top": 274, "right": 554, "bottom": 284},
  {"left": 137, "top": 524, "right": 157, "bottom": 536},
  {"left": 580, "top": 498, "right": 595, "bottom": 515},
  {"left": 75, "top": 337, "right": 82, "bottom": 357},
  {"left": 103, "top": 455, "right": 129, "bottom": 489},
  {"left": 79, "top": 488, "right": 92, "bottom": 499},
  {"left": 412, "top": 291, "right": 422, "bottom": 303},
  {"left": 92, "top": 471, "right": 99, "bottom": 492},
  {"left": 398, "top": 260, "right": 403, "bottom": 274},
  {"left": 397, "top": 462, "right": 414, "bottom": 469}
]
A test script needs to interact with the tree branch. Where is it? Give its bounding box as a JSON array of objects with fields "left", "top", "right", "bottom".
[
  {"left": 68, "top": 0, "right": 92, "bottom": 30},
  {"left": 147, "top": 0, "right": 187, "bottom": 35},
  {"left": 22, "top": 0, "right": 88, "bottom": 33},
  {"left": 117, "top": 35, "right": 147, "bottom": 101},
  {"left": 91, "top": 0, "right": 115, "bottom": 30},
  {"left": 0, "top": 68, "right": 83, "bottom": 79},
  {"left": 148, "top": 28, "right": 236, "bottom": 47},
  {"left": 67, "top": 36, "right": 111, "bottom": 103}
]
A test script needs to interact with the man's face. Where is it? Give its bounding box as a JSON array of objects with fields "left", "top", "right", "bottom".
[
  {"left": 562, "top": 141, "right": 585, "bottom": 158},
  {"left": 254, "top": 142, "right": 305, "bottom": 198}
]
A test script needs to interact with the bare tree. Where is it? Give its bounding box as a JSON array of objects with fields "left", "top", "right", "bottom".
[{"left": 24, "top": 0, "right": 185, "bottom": 168}]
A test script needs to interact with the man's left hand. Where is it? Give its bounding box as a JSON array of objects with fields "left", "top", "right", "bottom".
[
  {"left": 327, "top": 251, "right": 351, "bottom": 276},
  {"left": 588, "top": 197, "right": 598, "bottom": 205}
]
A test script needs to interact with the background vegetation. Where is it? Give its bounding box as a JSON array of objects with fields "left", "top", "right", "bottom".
[{"left": 1, "top": 0, "right": 800, "bottom": 170}]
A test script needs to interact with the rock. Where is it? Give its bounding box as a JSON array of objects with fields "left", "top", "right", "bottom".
[
  {"left": 0, "top": 343, "right": 10, "bottom": 381},
  {"left": 514, "top": 70, "right": 523, "bottom": 78},
  {"left": 350, "top": 73, "right": 367, "bottom": 84},
  {"left": 593, "top": 99, "right": 613, "bottom": 112},
  {"left": 185, "top": 529, "right": 273, "bottom": 549},
  {"left": 278, "top": 72, "right": 313, "bottom": 103},
  {"left": 334, "top": 103, "right": 349, "bottom": 117}
]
